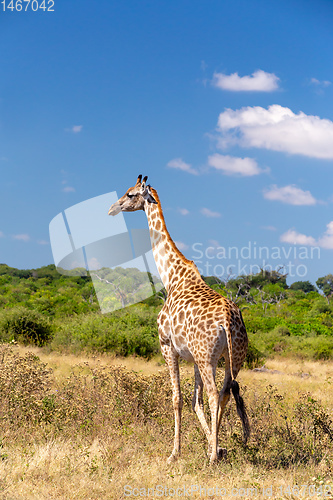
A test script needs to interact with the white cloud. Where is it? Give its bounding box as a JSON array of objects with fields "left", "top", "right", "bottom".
[
  {"left": 217, "top": 105, "right": 333, "bottom": 159},
  {"left": 37, "top": 240, "right": 49, "bottom": 245},
  {"left": 310, "top": 78, "right": 331, "bottom": 88},
  {"left": 178, "top": 208, "right": 190, "bottom": 216},
  {"left": 280, "top": 229, "right": 317, "bottom": 246},
  {"left": 175, "top": 241, "right": 189, "bottom": 251},
  {"left": 201, "top": 60, "right": 208, "bottom": 71},
  {"left": 167, "top": 158, "right": 199, "bottom": 175},
  {"left": 13, "top": 233, "right": 30, "bottom": 242},
  {"left": 212, "top": 70, "right": 280, "bottom": 92},
  {"left": 208, "top": 153, "right": 265, "bottom": 177},
  {"left": 318, "top": 221, "right": 333, "bottom": 249},
  {"left": 66, "top": 125, "right": 83, "bottom": 133},
  {"left": 263, "top": 185, "right": 317, "bottom": 206},
  {"left": 208, "top": 239, "right": 220, "bottom": 247},
  {"left": 280, "top": 221, "right": 333, "bottom": 249},
  {"left": 62, "top": 186, "right": 76, "bottom": 193},
  {"left": 0, "top": 231, "right": 4, "bottom": 238},
  {"left": 261, "top": 225, "right": 277, "bottom": 231},
  {"left": 201, "top": 207, "right": 221, "bottom": 218}
]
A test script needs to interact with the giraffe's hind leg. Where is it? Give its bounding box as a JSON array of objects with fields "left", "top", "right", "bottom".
[
  {"left": 196, "top": 361, "right": 220, "bottom": 464},
  {"left": 217, "top": 358, "right": 232, "bottom": 432},
  {"left": 216, "top": 362, "right": 232, "bottom": 460},
  {"left": 192, "top": 364, "right": 226, "bottom": 460}
]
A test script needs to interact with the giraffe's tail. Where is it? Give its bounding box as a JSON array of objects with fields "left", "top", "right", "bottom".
[
  {"left": 221, "top": 322, "right": 235, "bottom": 380},
  {"left": 231, "top": 380, "right": 250, "bottom": 444}
]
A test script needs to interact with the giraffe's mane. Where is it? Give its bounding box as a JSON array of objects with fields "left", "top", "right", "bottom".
[{"left": 149, "top": 187, "right": 202, "bottom": 279}]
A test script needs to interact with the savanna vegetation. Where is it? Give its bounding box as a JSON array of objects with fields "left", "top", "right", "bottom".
[
  {"left": 0, "top": 263, "right": 332, "bottom": 498},
  {"left": 0, "top": 263, "right": 332, "bottom": 362}
]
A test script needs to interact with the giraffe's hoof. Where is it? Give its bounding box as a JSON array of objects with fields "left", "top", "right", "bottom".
[
  {"left": 209, "top": 453, "right": 218, "bottom": 465},
  {"left": 207, "top": 447, "right": 227, "bottom": 462},
  {"left": 167, "top": 453, "right": 179, "bottom": 464},
  {"left": 217, "top": 447, "right": 227, "bottom": 460}
]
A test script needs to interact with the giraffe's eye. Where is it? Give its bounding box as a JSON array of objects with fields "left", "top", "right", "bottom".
[{"left": 127, "top": 193, "right": 134, "bottom": 199}]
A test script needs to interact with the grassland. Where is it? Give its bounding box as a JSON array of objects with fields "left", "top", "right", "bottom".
[
  {"left": 0, "top": 345, "right": 332, "bottom": 499},
  {"left": 0, "top": 265, "right": 333, "bottom": 498}
]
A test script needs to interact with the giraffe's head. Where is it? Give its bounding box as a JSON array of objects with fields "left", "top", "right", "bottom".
[{"left": 108, "top": 175, "right": 158, "bottom": 216}]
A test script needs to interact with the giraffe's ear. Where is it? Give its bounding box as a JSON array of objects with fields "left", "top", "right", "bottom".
[
  {"left": 140, "top": 177, "right": 147, "bottom": 193},
  {"left": 146, "top": 185, "right": 158, "bottom": 204},
  {"left": 140, "top": 175, "right": 148, "bottom": 192},
  {"left": 140, "top": 181, "right": 157, "bottom": 204}
]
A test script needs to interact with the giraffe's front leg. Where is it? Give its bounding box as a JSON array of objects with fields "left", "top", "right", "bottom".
[
  {"left": 160, "top": 341, "right": 183, "bottom": 463},
  {"left": 207, "top": 390, "right": 220, "bottom": 464},
  {"left": 192, "top": 364, "right": 211, "bottom": 443}
]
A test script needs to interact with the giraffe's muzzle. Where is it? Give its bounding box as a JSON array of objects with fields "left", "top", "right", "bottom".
[{"left": 108, "top": 202, "right": 122, "bottom": 216}]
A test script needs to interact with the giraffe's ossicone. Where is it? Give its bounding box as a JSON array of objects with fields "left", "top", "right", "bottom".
[{"left": 108, "top": 175, "right": 250, "bottom": 464}]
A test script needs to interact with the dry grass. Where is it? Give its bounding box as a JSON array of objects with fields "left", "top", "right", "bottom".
[
  {"left": 0, "top": 345, "right": 332, "bottom": 499},
  {"left": 241, "top": 358, "right": 333, "bottom": 408},
  {"left": 15, "top": 345, "right": 164, "bottom": 381}
]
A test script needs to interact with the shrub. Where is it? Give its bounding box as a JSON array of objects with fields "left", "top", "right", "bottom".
[
  {"left": 287, "top": 320, "right": 332, "bottom": 337},
  {"left": 272, "top": 324, "right": 291, "bottom": 336},
  {"left": 314, "top": 343, "right": 333, "bottom": 360},
  {"left": 309, "top": 298, "right": 332, "bottom": 316},
  {"left": 243, "top": 314, "right": 280, "bottom": 333},
  {"left": 244, "top": 340, "right": 265, "bottom": 369},
  {"left": 241, "top": 386, "right": 333, "bottom": 467},
  {"left": 0, "top": 307, "right": 53, "bottom": 346},
  {"left": 0, "top": 345, "right": 52, "bottom": 425},
  {"left": 52, "top": 307, "right": 160, "bottom": 358}
]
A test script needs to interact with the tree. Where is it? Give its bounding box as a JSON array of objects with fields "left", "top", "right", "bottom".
[
  {"left": 218, "top": 269, "right": 288, "bottom": 303},
  {"left": 316, "top": 274, "right": 333, "bottom": 303},
  {"left": 290, "top": 280, "right": 316, "bottom": 293},
  {"left": 246, "top": 283, "right": 286, "bottom": 314},
  {"left": 203, "top": 276, "right": 224, "bottom": 287}
]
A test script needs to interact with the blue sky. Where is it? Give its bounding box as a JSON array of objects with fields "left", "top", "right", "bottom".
[{"left": 1, "top": 0, "right": 333, "bottom": 285}]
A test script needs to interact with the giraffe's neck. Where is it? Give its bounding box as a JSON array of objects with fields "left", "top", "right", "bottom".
[{"left": 144, "top": 189, "right": 201, "bottom": 293}]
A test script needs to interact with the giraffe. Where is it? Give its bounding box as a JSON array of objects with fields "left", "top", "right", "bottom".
[{"left": 108, "top": 175, "right": 250, "bottom": 464}]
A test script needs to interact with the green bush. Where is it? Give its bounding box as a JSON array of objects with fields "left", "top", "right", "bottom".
[
  {"left": 272, "top": 324, "right": 291, "bottom": 336},
  {"left": 0, "top": 307, "right": 53, "bottom": 346},
  {"left": 286, "top": 320, "right": 332, "bottom": 337},
  {"left": 244, "top": 340, "right": 265, "bottom": 369},
  {"left": 243, "top": 314, "right": 280, "bottom": 333},
  {"left": 308, "top": 298, "right": 332, "bottom": 316},
  {"left": 314, "top": 343, "right": 333, "bottom": 360},
  {"left": 248, "top": 330, "right": 333, "bottom": 360},
  {"left": 52, "top": 306, "right": 160, "bottom": 358}
]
